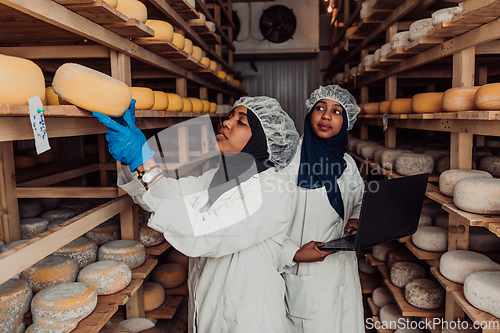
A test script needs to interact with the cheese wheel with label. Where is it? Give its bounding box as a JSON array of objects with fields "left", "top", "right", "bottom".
[
  {"left": 411, "top": 92, "right": 444, "bottom": 113},
  {"left": 153, "top": 263, "right": 187, "bottom": 289},
  {"left": 464, "top": 271, "right": 500, "bottom": 319},
  {"left": 140, "top": 20, "right": 174, "bottom": 40},
  {"left": 440, "top": 250, "right": 500, "bottom": 284},
  {"left": 192, "top": 46, "right": 203, "bottom": 62},
  {"left": 209, "top": 60, "right": 217, "bottom": 71},
  {"left": 439, "top": 169, "right": 492, "bottom": 197},
  {"left": 21, "top": 255, "right": 79, "bottom": 293},
  {"left": 85, "top": 219, "right": 120, "bottom": 245},
  {"left": 172, "top": 33, "right": 185, "bottom": 49},
  {"left": 209, "top": 102, "right": 217, "bottom": 113},
  {"left": 52, "top": 63, "right": 132, "bottom": 116},
  {"left": 363, "top": 103, "right": 380, "bottom": 114},
  {"left": 453, "top": 178, "right": 500, "bottom": 214},
  {"left": 116, "top": 0, "right": 148, "bottom": 23},
  {"left": 476, "top": 83, "right": 500, "bottom": 110},
  {"left": 379, "top": 101, "right": 391, "bottom": 114},
  {"left": 131, "top": 87, "right": 155, "bottom": 110},
  {"left": 412, "top": 226, "right": 447, "bottom": 252},
  {"left": 53, "top": 237, "right": 98, "bottom": 269},
  {"left": 151, "top": 91, "right": 168, "bottom": 111},
  {"left": 0, "top": 279, "right": 32, "bottom": 332},
  {"left": 143, "top": 282, "right": 165, "bottom": 312},
  {"left": 98, "top": 240, "right": 146, "bottom": 269},
  {"left": 390, "top": 262, "right": 425, "bottom": 288},
  {"left": 405, "top": 279, "right": 444, "bottom": 309},
  {"left": 189, "top": 98, "right": 204, "bottom": 112},
  {"left": 77, "top": 260, "right": 131, "bottom": 295},
  {"left": 390, "top": 98, "right": 412, "bottom": 114},
  {"left": 18, "top": 199, "right": 43, "bottom": 219},
  {"left": 20, "top": 218, "right": 49, "bottom": 239},
  {"left": 409, "top": 18, "right": 433, "bottom": 41},
  {"left": 0, "top": 54, "right": 46, "bottom": 105},
  {"left": 181, "top": 98, "right": 193, "bottom": 112},
  {"left": 391, "top": 31, "right": 410, "bottom": 49},
  {"left": 442, "top": 86, "right": 480, "bottom": 111},
  {"left": 183, "top": 38, "right": 193, "bottom": 55},
  {"left": 200, "top": 57, "right": 210, "bottom": 68},
  {"left": 166, "top": 93, "right": 183, "bottom": 111}
]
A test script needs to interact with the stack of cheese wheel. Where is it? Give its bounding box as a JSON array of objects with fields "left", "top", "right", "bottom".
[
  {"left": 152, "top": 263, "right": 187, "bottom": 289},
  {"left": 143, "top": 282, "right": 165, "bottom": 312},
  {"left": 166, "top": 249, "right": 188, "bottom": 270},
  {"left": 20, "top": 218, "right": 49, "bottom": 239},
  {"left": 181, "top": 98, "right": 193, "bottom": 112},
  {"left": 0, "top": 54, "right": 46, "bottom": 105},
  {"left": 98, "top": 239, "right": 146, "bottom": 269},
  {"left": 53, "top": 237, "right": 98, "bottom": 269},
  {"left": 411, "top": 92, "right": 444, "bottom": 113},
  {"left": 405, "top": 279, "right": 444, "bottom": 309},
  {"left": 151, "top": 91, "right": 169, "bottom": 111},
  {"left": 409, "top": 18, "right": 433, "bottom": 41},
  {"left": 390, "top": 98, "right": 412, "bottom": 114},
  {"left": 21, "top": 255, "right": 79, "bottom": 292},
  {"left": 131, "top": 87, "right": 155, "bottom": 110},
  {"left": 412, "top": 226, "right": 448, "bottom": 252},
  {"left": 372, "top": 286, "right": 395, "bottom": 308},
  {"left": 358, "top": 257, "right": 379, "bottom": 274},
  {"left": 165, "top": 93, "right": 184, "bottom": 112},
  {"left": 85, "top": 219, "right": 120, "bottom": 245},
  {"left": 390, "top": 262, "right": 425, "bottom": 288},
  {"left": 479, "top": 156, "right": 500, "bottom": 176},
  {"left": 18, "top": 199, "right": 43, "bottom": 219},
  {"left": 140, "top": 20, "right": 174, "bottom": 41},
  {"left": 453, "top": 178, "right": 500, "bottom": 214},
  {"left": 363, "top": 103, "right": 380, "bottom": 114},
  {"left": 0, "top": 279, "right": 32, "bottom": 332},
  {"left": 78, "top": 260, "right": 132, "bottom": 295},
  {"left": 381, "top": 149, "right": 413, "bottom": 170},
  {"left": 395, "top": 153, "right": 434, "bottom": 176},
  {"left": 372, "top": 242, "right": 400, "bottom": 262},
  {"left": 28, "top": 282, "right": 97, "bottom": 332},
  {"left": 468, "top": 227, "right": 500, "bottom": 252},
  {"left": 15, "top": 155, "right": 36, "bottom": 169},
  {"left": 440, "top": 250, "right": 500, "bottom": 284},
  {"left": 115, "top": 0, "right": 148, "bottom": 23},
  {"left": 52, "top": 63, "right": 132, "bottom": 116},
  {"left": 464, "top": 271, "right": 500, "bottom": 319},
  {"left": 189, "top": 98, "right": 204, "bottom": 112},
  {"left": 476, "top": 83, "right": 500, "bottom": 110},
  {"left": 139, "top": 224, "right": 164, "bottom": 247},
  {"left": 439, "top": 169, "right": 492, "bottom": 197},
  {"left": 442, "top": 86, "right": 480, "bottom": 111},
  {"left": 172, "top": 33, "right": 185, "bottom": 49}
]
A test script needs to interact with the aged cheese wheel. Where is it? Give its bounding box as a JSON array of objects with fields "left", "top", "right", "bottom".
[
  {"left": 440, "top": 250, "right": 500, "bottom": 284},
  {"left": 372, "top": 242, "right": 400, "bottom": 262},
  {"left": 363, "top": 103, "right": 380, "bottom": 114},
  {"left": 421, "top": 200, "right": 444, "bottom": 219},
  {"left": 46, "top": 86, "right": 60, "bottom": 105},
  {"left": 98, "top": 240, "right": 145, "bottom": 269},
  {"left": 85, "top": 219, "right": 120, "bottom": 245},
  {"left": 141, "top": 20, "right": 174, "bottom": 40},
  {"left": 183, "top": 38, "right": 193, "bottom": 55},
  {"left": 437, "top": 156, "right": 476, "bottom": 174},
  {"left": 364, "top": 54, "right": 375, "bottom": 68},
  {"left": 187, "top": 13, "right": 206, "bottom": 24},
  {"left": 18, "top": 199, "right": 43, "bottom": 219},
  {"left": 379, "top": 304, "right": 412, "bottom": 330},
  {"left": 387, "top": 248, "right": 418, "bottom": 269},
  {"left": 476, "top": 83, "right": 500, "bottom": 110},
  {"left": 59, "top": 199, "right": 91, "bottom": 215},
  {"left": 390, "top": 98, "right": 412, "bottom": 114},
  {"left": 53, "top": 237, "right": 98, "bottom": 269},
  {"left": 0, "top": 279, "right": 32, "bottom": 332},
  {"left": 356, "top": 141, "right": 380, "bottom": 155},
  {"left": 165, "top": 93, "right": 183, "bottom": 112},
  {"left": 469, "top": 227, "right": 500, "bottom": 252},
  {"left": 418, "top": 213, "right": 432, "bottom": 227},
  {"left": 374, "top": 48, "right": 382, "bottom": 62},
  {"left": 374, "top": 147, "right": 389, "bottom": 164},
  {"left": 0, "top": 54, "right": 46, "bottom": 105},
  {"left": 464, "top": 271, "right": 500, "bottom": 319},
  {"left": 358, "top": 62, "right": 365, "bottom": 73},
  {"left": 20, "top": 218, "right": 49, "bottom": 239},
  {"left": 209, "top": 102, "right": 217, "bottom": 113},
  {"left": 103, "top": 0, "right": 118, "bottom": 8},
  {"left": 395, "top": 153, "right": 434, "bottom": 176},
  {"left": 412, "top": 226, "right": 448, "bottom": 252},
  {"left": 206, "top": 21, "right": 216, "bottom": 32},
  {"left": 381, "top": 149, "right": 413, "bottom": 170},
  {"left": 120, "top": 318, "right": 155, "bottom": 332},
  {"left": 209, "top": 60, "right": 217, "bottom": 71},
  {"left": 151, "top": 91, "right": 168, "bottom": 111},
  {"left": 390, "top": 262, "right": 425, "bottom": 288},
  {"left": 442, "top": 86, "right": 480, "bottom": 112},
  {"left": 217, "top": 71, "right": 227, "bottom": 81},
  {"left": 116, "top": 0, "right": 147, "bottom": 23},
  {"left": 153, "top": 263, "right": 187, "bottom": 289},
  {"left": 439, "top": 169, "right": 492, "bottom": 197},
  {"left": 454, "top": 178, "right": 500, "bottom": 214},
  {"left": 405, "top": 279, "right": 444, "bottom": 309},
  {"left": 41, "top": 209, "right": 76, "bottom": 223},
  {"left": 409, "top": 18, "right": 434, "bottom": 41},
  {"left": 143, "top": 282, "right": 165, "bottom": 312},
  {"left": 391, "top": 31, "right": 410, "bottom": 49},
  {"left": 181, "top": 98, "right": 193, "bottom": 112},
  {"left": 15, "top": 155, "right": 36, "bottom": 169},
  {"left": 1, "top": 240, "right": 28, "bottom": 254},
  {"left": 359, "top": 257, "right": 379, "bottom": 274},
  {"left": 166, "top": 249, "right": 189, "bottom": 270},
  {"left": 189, "top": 98, "right": 204, "bottom": 112},
  {"left": 131, "top": 87, "right": 155, "bottom": 110},
  {"left": 202, "top": 100, "right": 210, "bottom": 112},
  {"left": 360, "top": 0, "right": 373, "bottom": 19},
  {"left": 21, "top": 255, "right": 78, "bottom": 293},
  {"left": 432, "top": 7, "right": 462, "bottom": 25},
  {"left": 31, "top": 282, "right": 97, "bottom": 332},
  {"left": 52, "top": 63, "right": 132, "bottom": 116},
  {"left": 172, "top": 33, "right": 185, "bottom": 49},
  {"left": 139, "top": 224, "right": 164, "bottom": 247},
  {"left": 361, "top": 144, "right": 384, "bottom": 160},
  {"left": 192, "top": 46, "right": 203, "bottom": 62},
  {"left": 379, "top": 101, "right": 391, "bottom": 114},
  {"left": 77, "top": 260, "right": 131, "bottom": 295},
  {"left": 479, "top": 156, "right": 500, "bottom": 176},
  {"left": 472, "top": 150, "right": 493, "bottom": 164},
  {"left": 435, "top": 214, "right": 448, "bottom": 228},
  {"left": 381, "top": 43, "right": 392, "bottom": 57},
  {"left": 411, "top": 92, "right": 444, "bottom": 113},
  {"left": 372, "top": 286, "right": 395, "bottom": 308},
  {"left": 347, "top": 138, "right": 363, "bottom": 152},
  {"left": 423, "top": 149, "right": 449, "bottom": 168},
  {"left": 200, "top": 57, "right": 210, "bottom": 68},
  {"left": 349, "top": 67, "right": 358, "bottom": 76}
]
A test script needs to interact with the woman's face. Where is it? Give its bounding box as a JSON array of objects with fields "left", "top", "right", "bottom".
[
  {"left": 310, "top": 99, "right": 344, "bottom": 139},
  {"left": 216, "top": 105, "right": 252, "bottom": 155}
]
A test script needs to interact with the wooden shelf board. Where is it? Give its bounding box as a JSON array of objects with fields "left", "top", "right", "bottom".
[
  {"left": 378, "top": 264, "right": 390, "bottom": 281},
  {"left": 386, "top": 48, "right": 414, "bottom": 60},
  {"left": 99, "top": 279, "right": 143, "bottom": 306},
  {"left": 164, "top": 281, "right": 188, "bottom": 295},
  {"left": 104, "top": 18, "right": 154, "bottom": 38},
  {"left": 74, "top": 302, "right": 119, "bottom": 333},
  {"left": 384, "top": 279, "right": 445, "bottom": 317},
  {"left": 427, "top": 20, "right": 480, "bottom": 38},
  {"left": 406, "top": 239, "right": 444, "bottom": 260},
  {"left": 404, "top": 37, "right": 448, "bottom": 53},
  {"left": 426, "top": 183, "right": 454, "bottom": 205},
  {"left": 368, "top": 297, "right": 381, "bottom": 316},
  {"left": 366, "top": 253, "right": 385, "bottom": 266},
  {"left": 134, "top": 38, "right": 179, "bottom": 54},
  {"left": 372, "top": 57, "right": 401, "bottom": 69},
  {"left": 356, "top": 19, "right": 383, "bottom": 35},
  {"left": 63, "top": 0, "right": 127, "bottom": 24},
  {"left": 171, "top": 55, "right": 206, "bottom": 71},
  {"left": 430, "top": 267, "right": 462, "bottom": 292},
  {"left": 443, "top": 203, "right": 500, "bottom": 228},
  {"left": 189, "top": 23, "right": 220, "bottom": 43},
  {"left": 145, "top": 295, "right": 184, "bottom": 319},
  {"left": 192, "top": 69, "right": 222, "bottom": 82},
  {"left": 365, "top": 9, "right": 393, "bottom": 21},
  {"left": 358, "top": 110, "right": 500, "bottom": 121},
  {"left": 360, "top": 271, "right": 382, "bottom": 294},
  {"left": 398, "top": 235, "right": 411, "bottom": 243},
  {"left": 452, "top": 290, "right": 500, "bottom": 328},
  {"left": 131, "top": 258, "right": 158, "bottom": 279},
  {"left": 145, "top": 241, "right": 171, "bottom": 255}
]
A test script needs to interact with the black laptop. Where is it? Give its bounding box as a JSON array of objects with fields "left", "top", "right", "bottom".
[{"left": 319, "top": 173, "right": 429, "bottom": 251}]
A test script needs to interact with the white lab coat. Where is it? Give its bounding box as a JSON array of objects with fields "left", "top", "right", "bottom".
[
  {"left": 118, "top": 164, "right": 297, "bottom": 333},
  {"left": 279, "top": 145, "right": 365, "bottom": 333}
]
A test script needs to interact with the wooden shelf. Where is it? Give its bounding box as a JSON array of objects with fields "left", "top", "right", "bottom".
[
  {"left": 188, "top": 23, "right": 220, "bottom": 44},
  {"left": 426, "top": 183, "right": 453, "bottom": 205},
  {"left": 74, "top": 302, "right": 119, "bottom": 333},
  {"left": 366, "top": 253, "right": 385, "bottom": 266},
  {"left": 165, "top": 0, "right": 199, "bottom": 20},
  {"left": 99, "top": 279, "right": 143, "bottom": 306},
  {"left": 403, "top": 37, "right": 447, "bottom": 53},
  {"left": 164, "top": 281, "right": 188, "bottom": 296},
  {"left": 405, "top": 239, "right": 444, "bottom": 261},
  {"left": 372, "top": 57, "right": 401, "bottom": 69},
  {"left": 368, "top": 297, "right": 381, "bottom": 316},
  {"left": 443, "top": 204, "right": 500, "bottom": 236},
  {"left": 430, "top": 267, "right": 462, "bottom": 292},
  {"left": 451, "top": 291, "right": 500, "bottom": 329},
  {"left": 131, "top": 258, "right": 158, "bottom": 279},
  {"left": 386, "top": 48, "right": 413, "bottom": 60},
  {"left": 378, "top": 264, "right": 390, "bottom": 281},
  {"left": 145, "top": 295, "right": 184, "bottom": 319},
  {"left": 145, "top": 241, "right": 171, "bottom": 256},
  {"left": 360, "top": 271, "right": 382, "bottom": 294}
]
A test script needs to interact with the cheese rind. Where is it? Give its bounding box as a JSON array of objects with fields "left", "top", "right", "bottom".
[
  {"left": 142, "top": 20, "right": 174, "bottom": 40},
  {"left": 381, "top": 149, "right": 413, "bottom": 170},
  {"left": 46, "top": 86, "right": 60, "bottom": 105},
  {"left": 464, "top": 271, "right": 500, "bottom": 319},
  {"left": 364, "top": 54, "right": 375, "bottom": 68},
  {"left": 390, "top": 98, "right": 412, "bottom": 114},
  {"left": 143, "top": 282, "right": 165, "bottom": 312},
  {"left": 139, "top": 224, "right": 164, "bottom": 247},
  {"left": 440, "top": 250, "right": 500, "bottom": 284},
  {"left": 372, "top": 286, "right": 395, "bottom": 308},
  {"left": 165, "top": 93, "right": 184, "bottom": 112},
  {"left": 181, "top": 98, "right": 193, "bottom": 112},
  {"left": 363, "top": 103, "right": 380, "bottom": 114},
  {"left": 152, "top": 263, "right": 187, "bottom": 289},
  {"left": 439, "top": 169, "right": 492, "bottom": 197},
  {"left": 453, "top": 178, "right": 500, "bottom": 214},
  {"left": 476, "top": 83, "right": 500, "bottom": 110},
  {"left": 131, "top": 87, "right": 155, "bottom": 110},
  {"left": 192, "top": 46, "right": 203, "bottom": 62},
  {"left": 202, "top": 100, "right": 210, "bottom": 113},
  {"left": 20, "top": 218, "right": 49, "bottom": 239},
  {"left": 390, "top": 262, "right": 426, "bottom": 289},
  {"left": 442, "top": 86, "right": 480, "bottom": 112},
  {"left": 418, "top": 213, "right": 432, "bottom": 227},
  {"left": 432, "top": 7, "right": 462, "bottom": 25},
  {"left": 53, "top": 237, "right": 98, "bottom": 269},
  {"left": 18, "top": 199, "right": 43, "bottom": 219},
  {"left": 387, "top": 249, "right": 418, "bottom": 269},
  {"left": 77, "top": 260, "right": 132, "bottom": 295},
  {"left": 0, "top": 279, "right": 32, "bottom": 332},
  {"left": 200, "top": 57, "right": 210, "bottom": 69},
  {"left": 151, "top": 91, "right": 169, "bottom": 111},
  {"left": 479, "top": 156, "right": 500, "bottom": 176},
  {"left": 372, "top": 242, "right": 400, "bottom": 262},
  {"left": 21, "top": 255, "right": 79, "bottom": 293},
  {"left": 41, "top": 209, "right": 76, "bottom": 223},
  {"left": 172, "top": 33, "right": 185, "bottom": 49},
  {"left": 98, "top": 239, "right": 146, "bottom": 269},
  {"left": 209, "top": 102, "right": 217, "bottom": 113},
  {"left": 391, "top": 31, "right": 410, "bottom": 49},
  {"left": 189, "top": 98, "right": 204, "bottom": 112},
  {"left": 85, "top": 219, "right": 120, "bottom": 245},
  {"left": 379, "top": 101, "right": 391, "bottom": 114},
  {"left": 381, "top": 43, "right": 392, "bottom": 57},
  {"left": 183, "top": 38, "right": 193, "bottom": 55},
  {"left": 395, "top": 153, "right": 434, "bottom": 176},
  {"left": 409, "top": 18, "right": 434, "bottom": 41},
  {"left": 115, "top": 0, "right": 148, "bottom": 23},
  {"left": 187, "top": 13, "right": 206, "bottom": 24},
  {"left": 209, "top": 60, "right": 217, "bottom": 71},
  {"left": 404, "top": 279, "right": 444, "bottom": 309},
  {"left": 411, "top": 92, "right": 444, "bottom": 113},
  {"left": 412, "top": 226, "right": 448, "bottom": 252}
]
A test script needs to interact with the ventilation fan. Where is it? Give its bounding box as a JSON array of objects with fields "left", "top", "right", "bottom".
[{"left": 259, "top": 5, "right": 297, "bottom": 44}]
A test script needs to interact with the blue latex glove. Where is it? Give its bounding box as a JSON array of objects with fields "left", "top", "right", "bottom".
[{"left": 93, "top": 99, "right": 155, "bottom": 171}]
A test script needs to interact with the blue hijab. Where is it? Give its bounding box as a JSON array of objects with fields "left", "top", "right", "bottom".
[{"left": 297, "top": 102, "right": 349, "bottom": 220}]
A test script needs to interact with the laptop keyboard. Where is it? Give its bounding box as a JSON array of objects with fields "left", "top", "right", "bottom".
[{"left": 323, "top": 234, "right": 356, "bottom": 249}]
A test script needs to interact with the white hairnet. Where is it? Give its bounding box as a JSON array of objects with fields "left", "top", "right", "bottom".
[
  {"left": 233, "top": 96, "right": 299, "bottom": 169},
  {"left": 305, "top": 85, "right": 360, "bottom": 130}
]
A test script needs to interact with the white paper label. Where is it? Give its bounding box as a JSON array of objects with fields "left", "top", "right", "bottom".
[
  {"left": 344, "top": 37, "right": 349, "bottom": 51},
  {"left": 383, "top": 113, "right": 388, "bottom": 131},
  {"left": 28, "top": 96, "right": 51, "bottom": 154}
]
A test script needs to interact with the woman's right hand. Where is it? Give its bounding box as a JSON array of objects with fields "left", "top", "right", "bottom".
[{"left": 293, "top": 241, "right": 336, "bottom": 263}]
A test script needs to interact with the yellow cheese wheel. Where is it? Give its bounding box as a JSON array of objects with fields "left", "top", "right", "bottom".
[
  {"left": 151, "top": 91, "right": 168, "bottom": 111},
  {"left": 31, "top": 282, "right": 97, "bottom": 332},
  {"left": 200, "top": 57, "right": 210, "bottom": 68},
  {"left": 202, "top": 100, "right": 210, "bottom": 112},
  {"left": 15, "top": 155, "right": 36, "bottom": 169},
  {"left": 21, "top": 255, "right": 79, "bottom": 293},
  {"left": 53, "top": 237, "right": 98, "bottom": 269},
  {"left": 115, "top": 0, "right": 148, "bottom": 23},
  {"left": 141, "top": 20, "right": 174, "bottom": 41},
  {"left": 52, "top": 63, "right": 132, "bottom": 116},
  {"left": 0, "top": 279, "right": 32, "bottom": 331},
  {"left": 98, "top": 239, "right": 146, "bottom": 269},
  {"left": 103, "top": 0, "right": 118, "bottom": 8},
  {"left": 152, "top": 263, "right": 187, "bottom": 289},
  {"left": 85, "top": 219, "right": 120, "bottom": 245},
  {"left": 209, "top": 60, "right": 217, "bottom": 71},
  {"left": 379, "top": 101, "right": 391, "bottom": 114},
  {"left": 77, "top": 260, "right": 131, "bottom": 295},
  {"left": 0, "top": 54, "right": 45, "bottom": 105},
  {"left": 166, "top": 249, "right": 189, "bottom": 270},
  {"left": 181, "top": 98, "right": 193, "bottom": 112},
  {"left": 209, "top": 102, "right": 217, "bottom": 113},
  {"left": 183, "top": 38, "right": 193, "bottom": 55},
  {"left": 217, "top": 71, "right": 227, "bottom": 80},
  {"left": 411, "top": 92, "right": 444, "bottom": 113},
  {"left": 187, "top": 13, "right": 206, "bottom": 24},
  {"left": 46, "top": 86, "right": 60, "bottom": 105},
  {"left": 131, "top": 87, "right": 155, "bottom": 110},
  {"left": 189, "top": 98, "right": 204, "bottom": 112},
  {"left": 363, "top": 102, "right": 380, "bottom": 114},
  {"left": 475, "top": 83, "right": 500, "bottom": 110},
  {"left": 390, "top": 98, "right": 413, "bottom": 114},
  {"left": 442, "top": 86, "right": 480, "bottom": 112},
  {"left": 192, "top": 46, "right": 203, "bottom": 62},
  {"left": 165, "top": 93, "right": 183, "bottom": 111},
  {"left": 143, "top": 282, "right": 165, "bottom": 312},
  {"left": 358, "top": 104, "right": 364, "bottom": 114},
  {"left": 172, "top": 33, "right": 185, "bottom": 49}
]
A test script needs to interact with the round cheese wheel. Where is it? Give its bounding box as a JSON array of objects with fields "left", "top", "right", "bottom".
[
  {"left": 479, "top": 155, "right": 500, "bottom": 176},
  {"left": 98, "top": 240, "right": 146, "bottom": 269},
  {"left": 472, "top": 150, "right": 493, "bottom": 164},
  {"left": 153, "top": 263, "right": 187, "bottom": 289},
  {"left": 418, "top": 213, "right": 432, "bottom": 227},
  {"left": 469, "top": 227, "right": 500, "bottom": 252},
  {"left": 379, "top": 304, "right": 412, "bottom": 330},
  {"left": 409, "top": 18, "right": 433, "bottom": 41},
  {"left": 115, "top": 0, "right": 147, "bottom": 23},
  {"left": 77, "top": 260, "right": 131, "bottom": 295},
  {"left": 189, "top": 98, "right": 204, "bottom": 112},
  {"left": 335, "top": 72, "right": 345, "bottom": 82},
  {"left": 412, "top": 226, "right": 448, "bottom": 252},
  {"left": 356, "top": 141, "right": 380, "bottom": 155},
  {"left": 359, "top": 257, "right": 379, "bottom": 274},
  {"left": 85, "top": 219, "right": 120, "bottom": 245},
  {"left": 381, "top": 149, "right": 413, "bottom": 170},
  {"left": 464, "top": 271, "right": 500, "bottom": 319},
  {"left": 59, "top": 199, "right": 91, "bottom": 215},
  {"left": 349, "top": 67, "right": 358, "bottom": 76},
  {"left": 387, "top": 248, "right": 418, "bottom": 269},
  {"left": 165, "top": 93, "right": 183, "bottom": 112},
  {"left": 390, "top": 262, "right": 426, "bottom": 288},
  {"left": 18, "top": 199, "right": 43, "bottom": 219},
  {"left": 143, "top": 282, "right": 165, "bottom": 312},
  {"left": 53, "top": 237, "right": 98, "bottom": 269},
  {"left": 364, "top": 54, "right": 375, "bottom": 68},
  {"left": 21, "top": 255, "right": 79, "bottom": 293},
  {"left": 360, "top": 0, "right": 372, "bottom": 19},
  {"left": 192, "top": 46, "right": 203, "bottom": 62},
  {"left": 139, "top": 224, "right": 164, "bottom": 247},
  {"left": 372, "top": 286, "right": 395, "bottom": 308},
  {"left": 423, "top": 149, "right": 449, "bottom": 168},
  {"left": 103, "top": 0, "right": 118, "bottom": 8},
  {"left": 50, "top": 220, "right": 70, "bottom": 231},
  {"left": 358, "top": 62, "right": 365, "bottom": 74},
  {"left": 1, "top": 240, "right": 28, "bottom": 254},
  {"left": 395, "top": 153, "right": 434, "bottom": 176},
  {"left": 435, "top": 214, "right": 448, "bottom": 228},
  {"left": 166, "top": 249, "right": 189, "bottom": 270},
  {"left": 436, "top": 156, "right": 476, "bottom": 174},
  {"left": 120, "top": 318, "right": 155, "bottom": 332},
  {"left": 454, "top": 178, "right": 500, "bottom": 214},
  {"left": 391, "top": 31, "right": 410, "bottom": 49},
  {"left": 476, "top": 83, "right": 500, "bottom": 110},
  {"left": 187, "top": 13, "right": 206, "bottom": 24},
  {"left": 374, "top": 148, "right": 389, "bottom": 164},
  {"left": 142, "top": 20, "right": 174, "bottom": 40},
  {"left": 151, "top": 91, "right": 168, "bottom": 111},
  {"left": 183, "top": 38, "right": 193, "bottom": 55},
  {"left": 442, "top": 86, "right": 480, "bottom": 112},
  {"left": 46, "top": 86, "right": 60, "bottom": 105},
  {"left": 15, "top": 155, "right": 36, "bottom": 169},
  {"left": 0, "top": 279, "right": 32, "bottom": 331},
  {"left": 361, "top": 144, "right": 384, "bottom": 160},
  {"left": 209, "top": 60, "right": 217, "bottom": 71},
  {"left": 421, "top": 201, "right": 444, "bottom": 219},
  {"left": 31, "top": 282, "right": 97, "bottom": 332},
  {"left": 390, "top": 98, "right": 413, "bottom": 114},
  {"left": 172, "top": 33, "right": 185, "bottom": 49},
  {"left": 200, "top": 57, "right": 210, "bottom": 68},
  {"left": 209, "top": 102, "right": 217, "bottom": 113},
  {"left": 131, "top": 87, "right": 155, "bottom": 110},
  {"left": 381, "top": 43, "right": 392, "bottom": 58},
  {"left": 0, "top": 54, "right": 46, "bottom": 105},
  {"left": 374, "top": 48, "right": 382, "bottom": 62},
  {"left": 372, "top": 242, "right": 400, "bottom": 262},
  {"left": 347, "top": 138, "right": 363, "bottom": 152},
  {"left": 52, "top": 63, "right": 132, "bottom": 116},
  {"left": 363, "top": 103, "right": 380, "bottom": 114},
  {"left": 217, "top": 71, "right": 227, "bottom": 81},
  {"left": 405, "top": 279, "right": 444, "bottom": 309},
  {"left": 206, "top": 21, "right": 216, "bottom": 32},
  {"left": 411, "top": 92, "right": 444, "bottom": 113},
  {"left": 440, "top": 250, "right": 500, "bottom": 284},
  {"left": 379, "top": 101, "right": 391, "bottom": 114},
  {"left": 41, "top": 209, "right": 76, "bottom": 223},
  {"left": 202, "top": 100, "right": 210, "bottom": 113},
  {"left": 439, "top": 169, "right": 492, "bottom": 197},
  {"left": 20, "top": 218, "right": 49, "bottom": 239},
  {"left": 432, "top": 7, "right": 462, "bottom": 25}
]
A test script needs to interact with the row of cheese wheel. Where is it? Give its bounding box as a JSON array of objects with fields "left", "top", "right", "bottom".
[{"left": 360, "top": 84, "right": 500, "bottom": 114}]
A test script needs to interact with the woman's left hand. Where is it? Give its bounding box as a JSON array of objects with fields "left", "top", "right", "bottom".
[{"left": 344, "top": 219, "right": 359, "bottom": 233}]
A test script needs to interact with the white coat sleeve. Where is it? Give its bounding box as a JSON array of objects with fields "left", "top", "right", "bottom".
[
  {"left": 348, "top": 160, "right": 364, "bottom": 220},
  {"left": 277, "top": 236, "right": 300, "bottom": 273}
]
